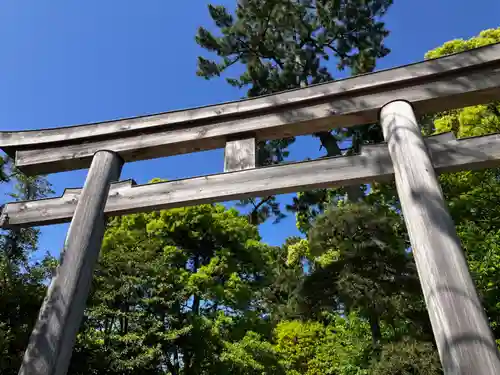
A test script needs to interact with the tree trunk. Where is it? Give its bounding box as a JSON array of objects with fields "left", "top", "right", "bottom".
[
  {"left": 173, "top": 348, "right": 180, "bottom": 375},
  {"left": 369, "top": 314, "right": 381, "bottom": 346},
  {"left": 192, "top": 256, "right": 201, "bottom": 315},
  {"left": 249, "top": 207, "right": 259, "bottom": 226},
  {"left": 317, "top": 131, "right": 363, "bottom": 201}
]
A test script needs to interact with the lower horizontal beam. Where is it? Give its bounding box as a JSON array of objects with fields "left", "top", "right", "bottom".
[{"left": 2, "top": 132, "right": 500, "bottom": 228}]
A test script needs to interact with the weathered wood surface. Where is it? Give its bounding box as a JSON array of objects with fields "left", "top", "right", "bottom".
[
  {"left": 380, "top": 101, "right": 500, "bottom": 374},
  {"left": 1, "top": 43, "right": 499, "bottom": 151},
  {"left": 224, "top": 137, "right": 256, "bottom": 172},
  {"left": 3, "top": 132, "right": 500, "bottom": 228},
  {"left": 18, "top": 151, "right": 123, "bottom": 375},
  {"left": 0, "top": 180, "right": 137, "bottom": 227},
  {"left": 3, "top": 43, "right": 500, "bottom": 175}
]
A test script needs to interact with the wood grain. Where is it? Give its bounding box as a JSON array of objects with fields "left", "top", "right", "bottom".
[
  {"left": 1, "top": 43, "right": 499, "bottom": 151},
  {"left": 224, "top": 137, "right": 256, "bottom": 172},
  {"left": 3, "top": 132, "right": 500, "bottom": 228},
  {"left": 380, "top": 101, "right": 500, "bottom": 374},
  {"left": 18, "top": 151, "right": 123, "bottom": 375},
  {"left": 4, "top": 45, "right": 500, "bottom": 175}
]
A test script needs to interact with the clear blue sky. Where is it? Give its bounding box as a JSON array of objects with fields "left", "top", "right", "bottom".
[{"left": 0, "top": 1, "right": 499, "bottom": 258}]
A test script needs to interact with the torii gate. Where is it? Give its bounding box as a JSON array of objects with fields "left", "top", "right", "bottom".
[{"left": 2, "top": 43, "right": 500, "bottom": 375}]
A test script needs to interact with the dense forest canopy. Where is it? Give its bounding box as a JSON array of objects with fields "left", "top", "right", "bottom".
[{"left": 1, "top": 1, "right": 500, "bottom": 373}]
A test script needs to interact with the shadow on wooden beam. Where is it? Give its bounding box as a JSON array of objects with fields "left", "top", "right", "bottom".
[{"left": 2, "top": 132, "right": 500, "bottom": 228}]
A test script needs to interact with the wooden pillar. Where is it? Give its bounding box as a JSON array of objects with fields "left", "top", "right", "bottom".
[
  {"left": 19, "top": 150, "right": 123, "bottom": 375},
  {"left": 379, "top": 100, "right": 500, "bottom": 374},
  {"left": 224, "top": 136, "right": 256, "bottom": 172}
]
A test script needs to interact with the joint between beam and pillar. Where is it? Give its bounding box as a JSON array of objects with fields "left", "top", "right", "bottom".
[{"left": 91, "top": 149, "right": 125, "bottom": 165}]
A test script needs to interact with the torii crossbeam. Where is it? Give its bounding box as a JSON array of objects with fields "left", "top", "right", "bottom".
[{"left": 2, "top": 42, "right": 500, "bottom": 375}]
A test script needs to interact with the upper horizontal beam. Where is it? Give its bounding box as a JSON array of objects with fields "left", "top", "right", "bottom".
[
  {"left": 3, "top": 132, "right": 500, "bottom": 228},
  {"left": 2, "top": 43, "right": 500, "bottom": 175},
  {"left": 13, "top": 61, "right": 500, "bottom": 174},
  {"left": 2, "top": 43, "right": 499, "bottom": 151}
]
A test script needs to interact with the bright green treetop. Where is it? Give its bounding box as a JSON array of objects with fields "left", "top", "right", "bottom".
[
  {"left": 425, "top": 27, "right": 500, "bottom": 341},
  {"left": 71, "top": 201, "right": 275, "bottom": 374}
]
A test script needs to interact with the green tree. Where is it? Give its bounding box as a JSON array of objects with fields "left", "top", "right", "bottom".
[
  {"left": 424, "top": 27, "right": 500, "bottom": 340},
  {"left": 0, "top": 256, "right": 54, "bottom": 375},
  {"left": 298, "top": 202, "right": 430, "bottom": 345},
  {"left": 256, "top": 237, "right": 307, "bottom": 323},
  {"left": 2, "top": 162, "right": 53, "bottom": 265},
  {"left": 196, "top": 0, "right": 393, "bottom": 221},
  {"left": 220, "top": 331, "right": 285, "bottom": 375},
  {"left": 0, "top": 155, "right": 9, "bottom": 183},
  {"left": 71, "top": 200, "right": 276, "bottom": 374},
  {"left": 227, "top": 312, "right": 440, "bottom": 375},
  {"left": 369, "top": 338, "right": 442, "bottom": 375},
  {"left": 0, "top": 161, "right": 54, "bottom": 375},
  {"left": 273, "top": 314, "right": 372, "bottom": 375}
]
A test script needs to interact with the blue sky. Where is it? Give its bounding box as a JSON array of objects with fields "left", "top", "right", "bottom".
[{"left": 0, "top": 1, "right": 499, "bottom": 258}]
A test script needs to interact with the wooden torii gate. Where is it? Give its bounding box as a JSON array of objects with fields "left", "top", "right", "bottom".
[{"left": 2, "top": 43, "right": 500, "bottom": 375}]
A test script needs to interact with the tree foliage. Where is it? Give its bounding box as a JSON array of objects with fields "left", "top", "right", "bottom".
[
  {"left": 0, "top": 160, "right": 54, "bottom": 375},
  {"left": 303, "top": 203, "right": 428, "bottom": 343},
  {"left": 70, "top": 201, "right": 275, "bottom": 374},
  {"left": 424, "top": 27, "right": 500, "bottom": 340},
  {"left": 196, "top": 0, "right": 392, "bottom": 219},
  {"left": 196, "top": 0, "right": 392, "bottom": 92},
  {"left": 3, "top": 16, "right": 500, "bottom": 375}
]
